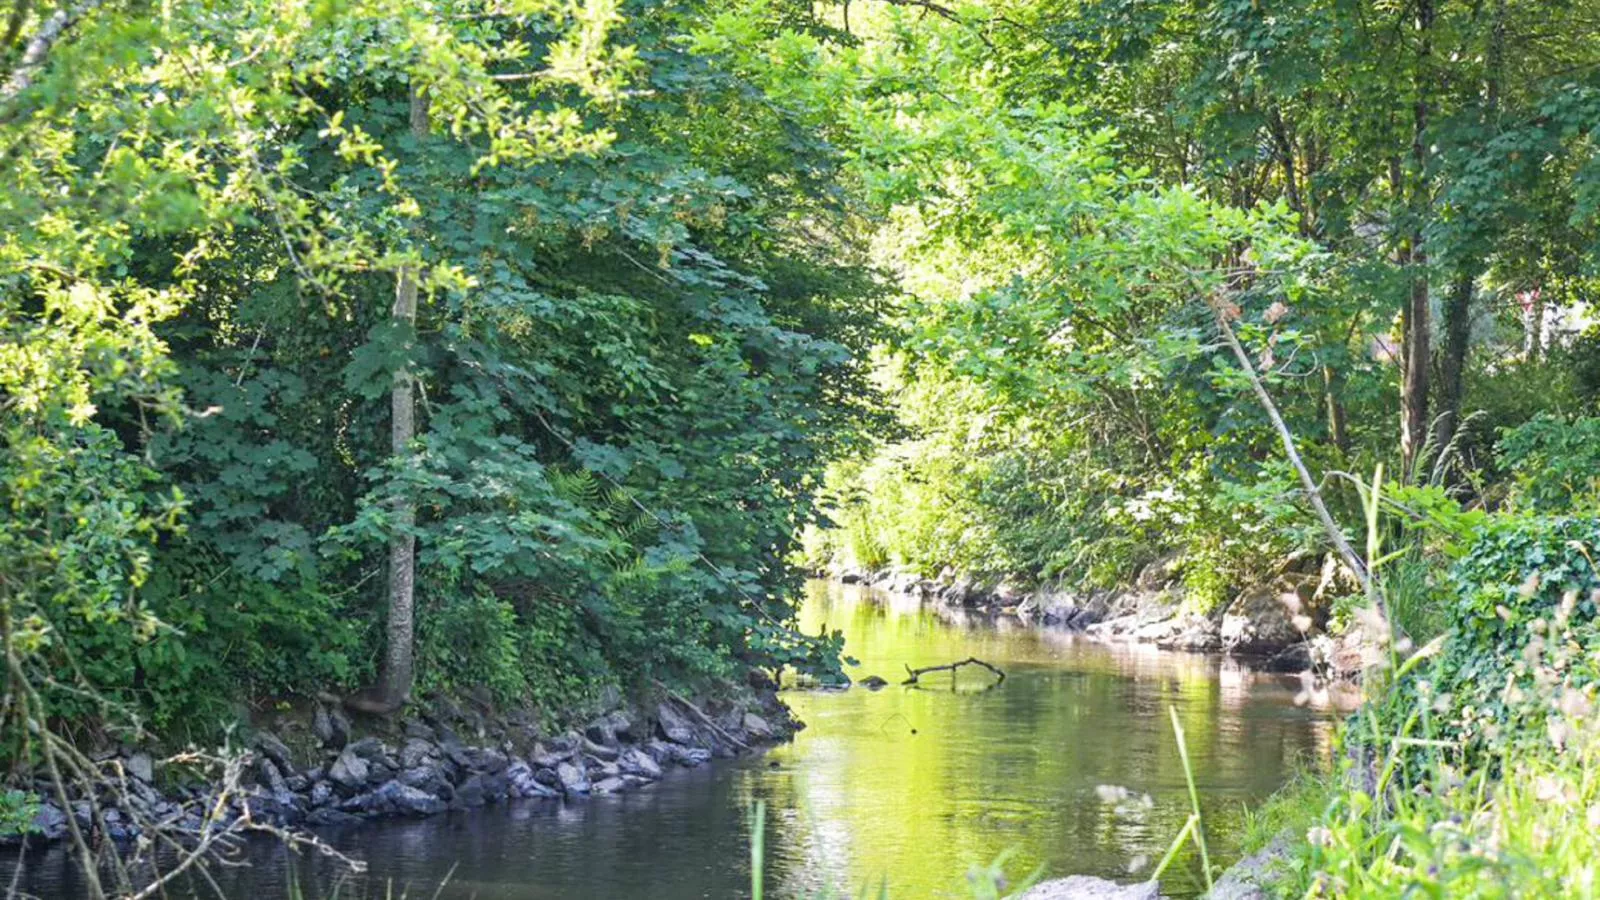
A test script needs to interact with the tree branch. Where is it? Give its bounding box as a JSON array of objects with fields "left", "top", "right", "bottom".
[
  {"left": 1, "top": 0, "right": 105, "bottom": 104},
  {"left": 901, "top": 657, "right": 1005, "bottom": 685}
]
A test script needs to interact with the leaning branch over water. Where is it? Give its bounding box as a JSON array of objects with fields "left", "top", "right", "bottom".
[{"left": 901, "top": 657, "right": 1005, "bottom": 685}]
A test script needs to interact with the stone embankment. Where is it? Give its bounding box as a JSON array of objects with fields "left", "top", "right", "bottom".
[
  {"left": 7, "top": 688, "right": 792, "bottom": 845},
  {"left": 835, "top": 554, "right": 1372, "bottom": 678}
]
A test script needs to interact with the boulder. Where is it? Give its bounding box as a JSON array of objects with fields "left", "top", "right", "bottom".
[
  {"left": 581, "top": 736, "right": 619, "bottom": 761},
  {"left": 306, "top": 807, "right": 363, "bottom": 827},
  {"left": 1209, "top": 833, "right": 1292, "bottom": 899},
  {"left": 399, "top": 738, "right": 438, "bottom": 769},
  {"left": 619, "top": 747, "right": 662, "bottom": 780},
  {"left": 656, "top": 702, "right": 697, "bottom": 745},
  {"left": 253, "top": 731, "right": 297, "bottom": 775},
  {"left": 742, "top": 713, "right": 774, "bottom": 741},
  {"left": 591, "top": 776, "right": 627, "bottom": 794},
  {"left": 308, "top": 780, "right": 334, "bottom": 808},
  {"left": 398, "top": 765, "right": 453, "bottom": 800},
  {"left": 30, "top": 802, "right": 68, "bottom": 841},
  {"left": 327, "top": 747, "right": 371, "bottom": 791},
  {"left": 1221, "top": 575, "right": 1320, "bottom": 657},
  {"left": 1016, "top": 876, "right": 1161, "bottom": 900},
  {"left": 312, "top": 704, "right": 349, "bottom": 748},
  {"left": 342, "top": 780, "right": 446, "bottom": 817},
  {"left": 452, "top": 774, "right": 487, "bottom": 808},
  {"left": 345, "top": 736, "right": 387, "bottom": 762},
  {"left": 555, "top": 761, "right": 590, "bottom": 795},
  {"left": 123, "top": 752, "right": 154, "bottom": 784},
  {"left": 606, "top": 710, "right": 635, "bottom": 742},
  {"left": 858, "top": 675, "right": 889, "bottom": 690}
]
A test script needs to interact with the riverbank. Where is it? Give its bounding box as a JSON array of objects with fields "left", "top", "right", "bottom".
[
  {"left": 834, "top": 562, "right": 1374, "bottom": 681},
  {"left": 6, "top": 682, "right": 795, "bottom": 848}
]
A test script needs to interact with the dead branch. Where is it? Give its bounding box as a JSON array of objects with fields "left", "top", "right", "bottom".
[{"left": 901, "top": 657, "right": 1005, "bottom": 685}]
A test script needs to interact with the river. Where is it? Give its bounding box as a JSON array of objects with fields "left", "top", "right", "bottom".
[{"left": 8, "top": 580, "right": 1337, "bottom": 898}]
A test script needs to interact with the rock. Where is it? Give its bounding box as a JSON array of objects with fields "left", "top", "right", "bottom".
[
  {"left": 656, "top": 702, "right": 697, "bottom": 745},
  {"left": 1209, "top": 833, "right": 1292, "bottom": 899},
  {"left": 858, "top": 675, "right": 889, "bottom": 690},
  {"left": 670, "top": 745, "right": 711, "bottom": 767},
  {"left": 606, "top": 710, "right": 635, "bottom": 742},
  {"left": 555, "top": 761, "right": 590, "bottom": 795},
  {"left": 451, "top": 774, "right": 487, "bottom": 808},
  {"left": 581, "top": 736, "right": 619, "bottom": 761},
  {"left": 309, "top": 780, "right": 334, "bottom": 808},
  {"left": 313, "top": 704, "right": 349, "bottom": 748},
  {"left": 257, "top": 757, "right": 289, "bottom": 795},
  {"left": 1221, "top": 575, "right": 1320, "bottom": 656},
  {"left": 398, "top": 765, "right": 453, "bottom": 800},
  {"left": 306, "top": 807, "right": 363, "bottom": 827},
  {"left": 31, "top": 802, "right": 68, "bottom": 841},
  {"left": 124, "top": 752, "right": 154, "bottom": 783},
  {"left": 742, "top": 713, "right": 774, "bottom": 741},
  {"left": 345, "top": 736, "right": 387, "bottom": 761},
  {"left": 253, "top": 731, "right": 296, "bottom": 775},
  {"left": 619, "top": 747, "right": 662, "bottom": 780},
  {"left": 591, "top": 776, "right": 627, "bottom": 794},
  {"left": 328, "top": 747, "right": 371, "bottom": 790},
  {"left": 506, "top": 760, "right": 558, "bottom": 799},
  {"left": 404, "top": 720, "right": 436, "bottom": 741},
  {"left": 585, "top": 717, "right": 618, "bottom": 747},
  {"left": 399, "top": 738, "right": 438, "bottom": 769},
  {"left": 1016, "top": 876, "right": 1162, "bottom": 900},
  {"left": 342, "top": 780, "right": 446, "bottom": 817}
]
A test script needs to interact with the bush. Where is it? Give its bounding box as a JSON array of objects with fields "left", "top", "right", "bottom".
[
  {"left": 1427, "top": 514, "right": 1600, "bottom": 757},
  {"left": 1497, "top": 415, "right": 1600, "bottom": 512}
]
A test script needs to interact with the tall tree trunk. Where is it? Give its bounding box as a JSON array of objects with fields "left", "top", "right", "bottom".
[
  {"left": 380, "top": 86, "right": 430, "bottom": 709},
  {"left": 1323, "top": 363, "right": 1349, "bottom": 453},
  {"left": 1433, "top": 272, "right": 1472, "bottom": 454},
  {"left": 1400, "top": 0, "right": 1434, "bottom": 479}
]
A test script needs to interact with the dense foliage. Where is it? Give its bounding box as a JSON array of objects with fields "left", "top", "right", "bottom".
[{"left": 1, "top": 0, "right": 886, "bottom": 746}]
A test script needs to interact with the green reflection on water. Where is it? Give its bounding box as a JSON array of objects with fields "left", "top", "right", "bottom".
[{"left": 739, "top": 581, "right": 1335, "bottom": 897}]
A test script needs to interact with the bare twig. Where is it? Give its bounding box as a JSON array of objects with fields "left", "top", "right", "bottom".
[{"left": 901, "top": 657, "right": 1005, "bottom": 685}]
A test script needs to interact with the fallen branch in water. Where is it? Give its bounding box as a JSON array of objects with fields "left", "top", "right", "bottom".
[{"left": 901, "top": 657, "right": 1005, "bottom": 685}]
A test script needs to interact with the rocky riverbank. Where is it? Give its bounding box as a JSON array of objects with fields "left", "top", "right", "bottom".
[
  {"left": 5, "top": 684, "right": 794, "bottom": 847},
  {"left": 835, "top": 556, "right": 1374, "bottom": 680}
]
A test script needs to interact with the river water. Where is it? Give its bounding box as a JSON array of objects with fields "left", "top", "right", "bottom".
[{"left": 9, "top": 580, "right": 1337, "bottom": 898}]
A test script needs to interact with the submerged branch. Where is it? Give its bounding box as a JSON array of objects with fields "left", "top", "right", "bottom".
[{"left": 901, "top": 657, "right": 1005, "bottom": 685}]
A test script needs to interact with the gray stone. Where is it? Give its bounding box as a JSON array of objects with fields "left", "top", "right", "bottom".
[
  {"left": 452, "top": 774, "right": 487, "bottom": 808},
  {"left": 591, "top": 776, "right": 627, "bottom": 794},
  {"left": 582, "top": 736, "right": 619, "bottom": 761},
  {"left": 253, "top": 731, "right": 296, "bottom": 774},
  {"left": 257, "top": 757, "right": 289, "bottom": 795},
  {"left": 656, "top": 702, "right": 696, "bottom": 745},
  {"left": 309, "top": 780, "right": 334, "bottom": 808},
  {"left": 306, "top": 807, "right": 363, "bottom": 827},
  {"left": 619, "top": 747, "right": 662, "bottom": 780},
  {"left": 742, "top": 713, "right": 774, "bottom": 740},
  {"left": 31, "top": 802, "right": 68, "bottom": 840},
  {"left": 345, "top": 736, "right": 387, "bottom": 761},
  {"left": 399, "top": 738, "right": 438, "bottom": 769},
  {"left": 1016, "top": 876, "right": 1161, "bottom": 900},
  {"left": 398, "top": 765, "right": 453, "bottom": 800},
  {"left": 555, "top": 761, "right": 590, "bottom": 795},
  {"left": 1221, "top": 575, "right": 1320, "bottom": 656},
  {"left": 124, "top": 752, "right": 154, "bottom": 783},
  {"left": 328, "top": 747, "right": 371, "bottom": 790},
  {"left": 606, "top": 710, "right": 634, "bottom": 742},
  {"left": 1208, "top": 833, "right": 1292, "bottom": 900}
]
